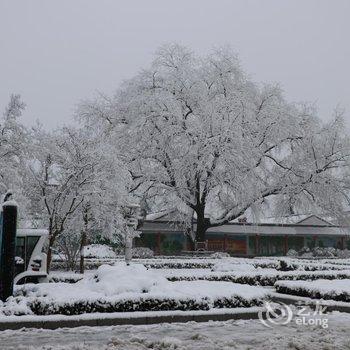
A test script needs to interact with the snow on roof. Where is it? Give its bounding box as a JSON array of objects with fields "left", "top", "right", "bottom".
[
  {"left": 142, "top": 210, "right": 350, "bottom": 237},
  {"left": 230, "top": 214, "right": 336, "bottom": 226},
  {"left": 145, "top": 210, "right": 171, "bottom": 221},
  {"left": 207, "top": 224, "right": 350, "bottom": 236},
  {"left": 145, "top": 210, "right": 347, "bottom": 231}
]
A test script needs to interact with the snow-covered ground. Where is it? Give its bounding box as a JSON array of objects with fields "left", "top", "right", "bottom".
[{"left": 1, "top": 310, "right": 350, "bottom": 349}]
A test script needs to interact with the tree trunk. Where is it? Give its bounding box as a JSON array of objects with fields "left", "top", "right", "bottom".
[
  {"left": 46, "top": 234, "right": 56, "bottom": 274},
  {"left": 79, "top": 206, "right": 89, "bottom": 274},
  {"left": 79, "top": 230, "right": 87, "bottom": 274},
  {"left": 195, "top": 206, "right": 210, "bottom": 243}
]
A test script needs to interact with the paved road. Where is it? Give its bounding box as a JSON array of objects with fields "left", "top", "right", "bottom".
[{"left": 1, "top": 312, "right": 350, "bottom": 350}]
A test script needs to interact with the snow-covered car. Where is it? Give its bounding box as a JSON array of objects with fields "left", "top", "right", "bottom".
[{"left": 14, "top": 228, "right": 49, "bottom": 285}]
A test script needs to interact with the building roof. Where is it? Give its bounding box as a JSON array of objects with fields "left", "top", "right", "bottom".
[{"left": 141, "top": 212, "right": 350, "bottom": 236}]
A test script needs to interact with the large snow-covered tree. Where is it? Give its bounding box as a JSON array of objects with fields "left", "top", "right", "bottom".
[{"left": 78, "top": 44, "right": 350, "bottom": 243}]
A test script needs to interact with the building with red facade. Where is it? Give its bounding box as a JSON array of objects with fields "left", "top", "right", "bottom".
[{"left": 137, "top": 212, "right": 350, "bottom": 256}]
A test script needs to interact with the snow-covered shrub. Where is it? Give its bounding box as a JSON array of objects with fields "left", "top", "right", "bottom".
[
  {"left": 298, "top": 247, "right": 313, "bottom": 258},
  {"left": 89, "top": 263, "right": 167, "bottom": 295},
  {"left": 84, "top": 244, "right": 117, "bottom": 259},
  {"left": 132, "top": 247, "right": 154, "bottom": 258},
  {"left": 312, "top": 247, "right": 337, "bottom": 257},
  {"left": 299, "top": 247, "right": 310, "bottom": 254},
  {"left": 212, "top": 261, "right": 256, "bottom": 273},
  {"left": 210, "top": 252, "right": 230, "bottom": 259},
  {"left": 337, "top": 249, "right": 350, "bottom": 259},
  {"left": 286, "top": 249, "right": 298, "bottom": 257},
  {"left": 0, "top": 296, "right": 32, "bottom": 316},
  {"left": 299, "top": 252, "right": 314, "bottom": 258},
  {"left": 276, "top": 260, "right": 298, "bottom": 271},
  {"left": 252, "top": 261, "right": 279, "bottom": 269},
  {"left": 296, "top": 246, "right": 347, "bottom": 258}
]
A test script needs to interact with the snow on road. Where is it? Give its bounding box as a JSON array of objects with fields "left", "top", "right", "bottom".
[{"left": 1, "top": 311, "right": 350, "bottom": 350}]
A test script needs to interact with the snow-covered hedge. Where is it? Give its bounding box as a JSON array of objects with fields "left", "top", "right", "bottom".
[
  {"left": 210, "top": 258, "right": 348, "bottom": 275},
  {"left": 144, "top": 261, "right": 214, "bottom": 269},
  {"left": 253, "top": 259, "right": 348, "bottom": 272},
  {"left": 275, "top": 259, "right": 346, "bottom": 272},
  {"left": 48, "top": 273, "right": 84, "bottom": 284},
  {"left": 51, "top": 258, "right": 118, "bottom": 271},
  {"left": 5, "top": 292, "right": 266, "bottom": 316},
  {"left": 27, "top": 296, "right": 210, "bottom": 315},
  {"left": 1, "top": 264, "right": 270, "bottom": 316},
  {"left": 51, "top": 256, "right": 350, "bottom": 273},
  {"left": 275, "top": 279, "right": 350, "bottom": 302},
  {"left": 51, "top": 260, "right": 215, "bottom": 271},
  {"left": 212, "top": 261, "right": 257, "bottom": 273},
  {"left": 167, "top": 270, "right": 350, "bottom": 286}
]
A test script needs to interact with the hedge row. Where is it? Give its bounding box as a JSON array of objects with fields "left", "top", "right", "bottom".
[
  {"left": 167, "top": 271, "right": 350, "bottom": 286},
  {"left": 250, "top": 260, "right": 347, "bottom": 272},
  {"left": 24, "top": 295, "right": 264, "bottom": 316},
  {"left": 144, "top": 262, "right": 214, "bottom": 269},
  {"left": 275, "top": 283, "right": 350, "bottom": 302},
  {"left": 50, "top": 260, "right": 215, "bottom": 271},
  {"left": 48, "top": 274, "right": 84, "bottom": 284},
  {"left": 273, "top": 260, "right": 346, "bottom": 272},
  {"left": 51, "top": 260, "right": 117, "bottom": 271}
]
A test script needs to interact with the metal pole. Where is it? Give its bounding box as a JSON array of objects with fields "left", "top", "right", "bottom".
[{"left": 0, "top": 201, "right": 18, "bottom": 301}]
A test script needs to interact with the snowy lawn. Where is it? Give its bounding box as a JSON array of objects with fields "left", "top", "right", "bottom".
[
  {"left": 275, "top": 279, "right": 350, "bottom": 302},
  {"left": 1, "top": 264, "right": 270, "bottom": 316},
  {"left": 1, "top": 310, "right": 350, "bottom": 350}
]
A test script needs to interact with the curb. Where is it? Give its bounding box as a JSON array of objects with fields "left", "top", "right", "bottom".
[{"left": 0, "top": 309, "right": 266, "bottom": 330}]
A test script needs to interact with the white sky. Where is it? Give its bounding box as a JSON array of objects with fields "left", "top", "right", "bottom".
[{"left": 0, "top": 0, "right": 349, "bottom": 128}]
